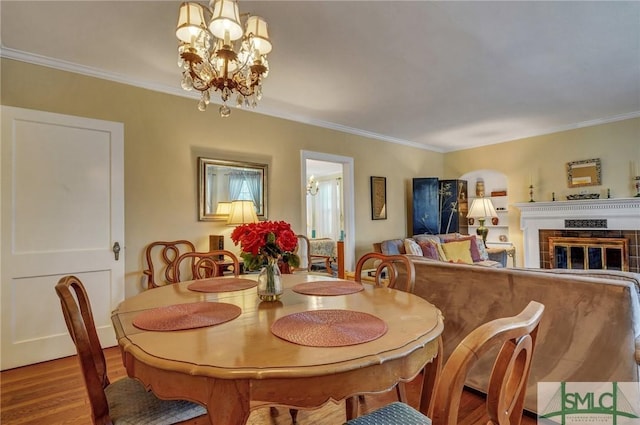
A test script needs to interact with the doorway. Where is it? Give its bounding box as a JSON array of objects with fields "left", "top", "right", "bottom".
[{"left": 300, "top": 151, "right": 355, "bottom": 271}]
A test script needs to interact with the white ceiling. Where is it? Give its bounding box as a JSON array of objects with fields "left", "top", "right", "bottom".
[
  {"left": 1, "top": 1, "right": 639, "bottom": 152},
  {"left": 307, "top": 159, "right": 342, "bottom": 178}
]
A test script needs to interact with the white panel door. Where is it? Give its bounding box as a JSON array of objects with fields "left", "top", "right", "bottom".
[{"left": 1, "top": 106, "right": 124, "bottom": 370}]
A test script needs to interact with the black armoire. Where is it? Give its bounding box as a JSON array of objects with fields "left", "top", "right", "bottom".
[{"left": 412, "top": 178, "right": 468, "bottom": 235}]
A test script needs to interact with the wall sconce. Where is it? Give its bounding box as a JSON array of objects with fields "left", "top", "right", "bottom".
[
  {"left": 226, "top": 200, "right": 259, "bottom": 225},
  {"left": 306, "top": 175, "right": 319, "bottom": 196}
]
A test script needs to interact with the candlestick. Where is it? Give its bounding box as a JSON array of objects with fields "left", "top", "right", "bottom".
[{"left": 529, "top": 184, "right": 535, "bottom": 202}]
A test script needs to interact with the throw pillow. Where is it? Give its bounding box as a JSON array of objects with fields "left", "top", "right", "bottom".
[
  {"left": 418, "top": 241, "right": 440, "bottom": 260},
  {"left": 435, "top": 242, "right": 448, "bottom": 262},
  {"left": 475, "top": 238, "right": 489, "bottom": 261},
  {"left": 441, "top": 240, "right": 473, "bottom": 264},
  {"left": 403, "top": 238, "right": 423, "bottom": 256},
  {"left": 438, "top": 233, "right": 462, "bottom": 242},
  {"left": 413, "top": 234, "right": 441, "bottom": 245},
  {"left": 381, "top": 239, "right": 404, "bottom": 255},
  {"left": 447, "top": 235, "right": 481, "bottom": 262}
]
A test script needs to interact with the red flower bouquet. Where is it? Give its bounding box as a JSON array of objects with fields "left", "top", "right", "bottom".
[{"left": 230, "top": 221, "right": 300, "bottom": 271}]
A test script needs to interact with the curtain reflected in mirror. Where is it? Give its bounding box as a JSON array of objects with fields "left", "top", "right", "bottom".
[{"left": 198, "top": 157, "right": 268, "bottom": 221}]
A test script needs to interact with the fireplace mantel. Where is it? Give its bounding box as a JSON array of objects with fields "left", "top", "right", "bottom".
[{"left": 515, "top": 198, "right": 640, "bottom": 268}]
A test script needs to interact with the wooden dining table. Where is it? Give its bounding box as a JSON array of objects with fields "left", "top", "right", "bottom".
[{"left": 111, "top": 273, "right": 444, "bottom": 425}]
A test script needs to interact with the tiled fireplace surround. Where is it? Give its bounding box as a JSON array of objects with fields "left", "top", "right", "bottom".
[{"left": 516, "top": 198, "right": 640, "bottom": 273}]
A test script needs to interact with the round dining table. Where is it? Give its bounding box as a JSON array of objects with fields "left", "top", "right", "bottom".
[{"left": 111, "top": 273, "right": 444, "bottom": 425}]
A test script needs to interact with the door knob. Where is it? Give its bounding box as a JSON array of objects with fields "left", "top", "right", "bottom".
[{"left": 113, "top": 242, "right": 121, "bottom": 261}]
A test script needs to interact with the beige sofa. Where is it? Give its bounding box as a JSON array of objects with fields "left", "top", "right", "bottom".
[{"left": 406, "top": 257, "right": 640, "bottom": 413}]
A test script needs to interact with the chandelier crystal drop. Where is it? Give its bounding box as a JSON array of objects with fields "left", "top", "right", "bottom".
[{"left": 176, "top": 1, "right": 272, "bottom": 117}]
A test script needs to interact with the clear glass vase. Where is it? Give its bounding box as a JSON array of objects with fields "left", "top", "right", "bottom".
[{"left": 257, "top": 258, "right": 283, "bottom": 302}]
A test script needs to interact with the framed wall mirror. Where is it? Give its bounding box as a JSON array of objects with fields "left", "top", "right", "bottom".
[
  {"left": 198, "top": 157, "right": 268, "bottom": 221},
  {"left": 566, "top": 158, "right": 601, "bottom": 188}
]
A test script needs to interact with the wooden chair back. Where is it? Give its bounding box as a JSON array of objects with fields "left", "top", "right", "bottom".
[
  {"left": 143, "top": 240, "right": 195, "bottom": 289},
  {"left": 55, "top": 275, "right": 111, "bottom": 424},
  {"left": 336, "top": 240, "right": 345, "bottom": 278},
  {"left": 429, "top": 301, "right": 545, "bottom": 425},
  {"left": 172, "top": 250, "right": 240, "bottom": 282},
  {"left": 292, "top": 234, "right": 312, "bottom": 272},
  {"left": 354, "top": 252, "right": 416, "bottom": 292}
]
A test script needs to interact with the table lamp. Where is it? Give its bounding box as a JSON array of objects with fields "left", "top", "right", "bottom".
[
  {"left": 226, "top": 200, "right": 259, "bottom": 225},
  {"left": 467, "top": 197, "right": 498, "bottom": 247}
]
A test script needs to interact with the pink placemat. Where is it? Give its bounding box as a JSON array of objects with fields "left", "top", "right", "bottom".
[
  {"left": 133, "top": 302, "right": 241, "bottom": 331},
  {"left": 292, "top": 280, "right": 364, "bottom": 296},
  {"left": 187, "top": 277, "right": 257, "bottom": 293},
  {"left": 271, "top": 309, "right": 387, "bottom": 347}
]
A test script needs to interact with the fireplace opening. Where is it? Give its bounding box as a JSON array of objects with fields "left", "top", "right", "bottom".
[
  {"left": 549, "top": 237, "right": 628, "bottom": 271},
  {"left": 539, "top": 229, "right": 638, "bottom": 273}
]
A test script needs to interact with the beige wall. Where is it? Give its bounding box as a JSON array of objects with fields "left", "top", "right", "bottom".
[
  {"left": 3, "top": 59, "right": 638, "bottom": 293},
  {"left": 1, "top": 58, "right": 443, "bottom": 296},
  {"left": 444, "top": 118, "right": 640, "bottom": 265}
]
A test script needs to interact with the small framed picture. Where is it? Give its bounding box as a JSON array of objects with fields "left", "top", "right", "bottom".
[
  {"left": 499, "top": 235, "right": 508, "bottom": 242},
  {"left": 370, "top": 176, "right": 387, "bottom": 220}
]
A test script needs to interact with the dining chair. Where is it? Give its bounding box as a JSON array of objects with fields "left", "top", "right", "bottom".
[
  {"left": 143, "top": 240, "right": 196, "bottom": 289},
  {"left": 350, "top": 252, "right": 418, "bottom": 408},
  {"left": 309, "top": 237, "right": 336, "bottom": 275},
  {"left": 292, "top": 234, "right": 312, "bottom": 272},
  {"left": 354, "top": 252, "right": 416, "bottom": 292},
  {"left": 345, "top": 300, "right": 545, "bottom": 425},
  {"left": 172, "top": 250, "right": 241, "bottom": 282},
  {"left": 55, "top": 275, "right": 209, "bottom": 425}
]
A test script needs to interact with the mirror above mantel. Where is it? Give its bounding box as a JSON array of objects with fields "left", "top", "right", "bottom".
[
  {"left": 566, "top": 158, "right": 601, "bottom": 188},
  {"left": 198, "top": 157, "right": 268, "bottom": 221}
]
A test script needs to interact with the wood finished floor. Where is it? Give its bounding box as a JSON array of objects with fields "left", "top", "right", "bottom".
[{"left": 1, "top": 347, "right": 537, "bottom": 425}]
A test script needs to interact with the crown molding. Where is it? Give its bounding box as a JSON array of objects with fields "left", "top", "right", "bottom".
[
  {"left": 0, "top": 46, "right": 444, "bottom": 153},
  {"left": 2, "top": 46, "right": 638, "bottom": 155}
]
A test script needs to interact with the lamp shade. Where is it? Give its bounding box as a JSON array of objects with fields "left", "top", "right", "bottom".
[
  {"left": 215, "top": 201, "right": 232, "bottom": 215},
  {"left": 209, "top": 0, "right": 243, "bottom": 42},
  {"left": 467, "top": 198, "right": 498, "bottom": 219},
  {"left": 226, "top": 200, "right": 259, "bottom": 225},
  {"left": 176, "top": 2, "right": 206, "bottom": 43},
  {"left": 245, "top": 15, "right": 272, "bottom": 55}
]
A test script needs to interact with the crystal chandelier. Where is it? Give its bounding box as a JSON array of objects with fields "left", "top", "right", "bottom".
[
  {"left": 306, "top": 176, "right": 319, "bottom": 196},
  {"left": 176, "top": 1, "right": 272, "bottom": 117}
]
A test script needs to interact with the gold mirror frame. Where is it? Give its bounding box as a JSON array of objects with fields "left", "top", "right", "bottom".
[
  {"left": 566, "top": 158, "right": 601, "bottom": 188},
  {"left": 198, "top": 157, "right": 268, "bottom": 221}
]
